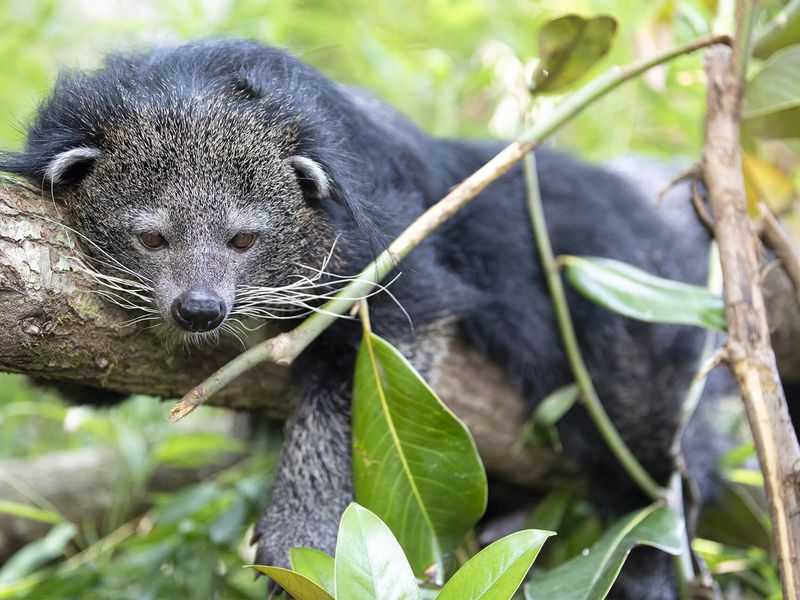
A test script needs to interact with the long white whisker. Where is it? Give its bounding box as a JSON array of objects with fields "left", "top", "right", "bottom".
[{"left": 32, "top": 213, "right": 152, "bottom": 284}]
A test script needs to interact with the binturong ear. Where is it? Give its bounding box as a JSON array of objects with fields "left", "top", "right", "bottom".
[
  {"left": 44, "top": 147, "right": 100, "bottom": 185},
  {"left": 288, "top": 155, "right": 331, "bottom": 201}
]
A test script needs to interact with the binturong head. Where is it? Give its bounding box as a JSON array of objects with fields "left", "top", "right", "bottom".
[{"left": 0, "top": 40, "right": 379, "bottom": 343}]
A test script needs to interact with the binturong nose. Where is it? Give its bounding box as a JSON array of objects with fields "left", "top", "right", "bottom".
[{"left": 171, "top": 285, "right": 226, "bottom": 332}]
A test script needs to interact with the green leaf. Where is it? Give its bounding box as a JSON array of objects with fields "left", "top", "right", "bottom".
[
  {"left": 334, "top": 503, "right": 420, "bottom": 600},
  {"left": 246, "top": 566, "right": 333, "bottom": 600},
  {"left": 742, "top": 106, "right": 800, "bottom": 140},
  {"left": 438, "top": 529, "right": 554, "bottom": 600},
  {"left": 524, "top": 505, "right": 683, "bottom": 600},
  {"left": 525, "top": 488, "right": 573, "bottom": 532},
  {"left": 352, "top": 332, "right": 487, "bottom": 575},
  {"left": 562, "top": 255, "right": 726, "bottom": 331},
  {"left": 754, "top": 7, "right": 800, "bottom": 59},
  {"left": 290, "top": 547, "right": 335, "bottom": 596},
  {"left": 531, "top": 14, "right": 617, "bottom": 94},
  {"left": 153, "top": 432, "right": 243, "bottom": 468},
  {"left": 744, "top": 45, "right": 800, "bottom": 118},
  {"left": 697, "top": 481, "right": 772, "bottom": 551},
  {"left": 742, "top": 46, "right": 800, "bottom": 140},
  {"left": 532, "top": 384, "right": 580, "bottom": 427},
  {"left": 0, "top": 500, "right": 62, "bottom": 525},
  {"left": 0, "top": 522, "right": 78, "bottom": 584}
]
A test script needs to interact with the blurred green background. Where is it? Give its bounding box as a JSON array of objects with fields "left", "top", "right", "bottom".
[{"left": 0, "top": 0, "right": 781, "bottom": 598}]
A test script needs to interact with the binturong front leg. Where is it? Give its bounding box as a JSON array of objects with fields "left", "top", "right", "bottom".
[
  {"left": 252, "top": 311, "right": 452, "bottom": 570},
  {"left": 253, "top": 374, "right": 354, "bottom": 568}
]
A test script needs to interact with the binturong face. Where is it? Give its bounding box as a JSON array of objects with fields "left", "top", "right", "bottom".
[
  {"left": 0, "top": 41, "right": 383, "bottom": 346},
  {"left": 44, "top": 93, "right": 341, "bottom": 343}
]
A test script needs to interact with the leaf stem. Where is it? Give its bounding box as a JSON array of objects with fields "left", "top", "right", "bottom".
[
  {"left": 168, "top": 33, "right": 731, "bottom": 423},
  {"left": 522, "top": 151, "right": 665, "bottom": 501}
]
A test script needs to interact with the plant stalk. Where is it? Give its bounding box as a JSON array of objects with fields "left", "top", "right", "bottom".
[{"left": 521, "top": 151, "right": 665, "bottom": 501}]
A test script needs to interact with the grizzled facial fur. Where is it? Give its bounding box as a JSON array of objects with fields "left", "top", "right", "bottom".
[
  {"left": 0, "top": 42, "right": 365, "bottom": 339},
  {"left": 57, "top": 97, "right": 334, "bottom": 333}
]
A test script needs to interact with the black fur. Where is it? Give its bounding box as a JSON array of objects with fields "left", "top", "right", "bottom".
[{"left": 1, "top": 39, "right": 726, "bottom": 598}]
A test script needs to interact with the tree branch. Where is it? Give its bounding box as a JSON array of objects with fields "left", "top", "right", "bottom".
[
  {"left": 0, "top": 179, "right": 563, "bottom": 486},
  {"left": 702, "top": 41, "right": 800, "bottom": 597}
]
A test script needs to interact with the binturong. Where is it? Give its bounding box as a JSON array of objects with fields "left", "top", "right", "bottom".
[{"left": 1, "top": 38, "right": 729, "bottom": 598}]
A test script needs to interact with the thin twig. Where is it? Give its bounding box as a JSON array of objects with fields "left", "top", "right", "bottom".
[
  {"left": 168, "top": 33, "right": 732, "bottom": 422},
  {"left": 691, "top": 176, "right": 716, "bottom": 235},
  {"left": 758, "top": 203, "right": 800, "bottom": 305}
]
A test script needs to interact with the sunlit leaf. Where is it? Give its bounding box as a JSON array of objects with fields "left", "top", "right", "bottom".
[
  {"left": 290, "top": 547, "right": 335, "bottom": 596},
  {"left": 437, "top": 529, "right": 554, "bottom": 600},
  {"left": 531, "top": 14, "right": 617, "bottom": 94},
  {"left": 247, "top": 566, "right": 333, "bottom": 600},
  {"left": 742, "top": 152, "right": 796, "bottom": 215},
  {"left": 524, "top": 505, "right": 683, "bottom": 600},
  {"left": 352, "top": 332, "right": 487, "bottom": 575},
  {"left": 0, "top": 500, "right": 61, "bottom": 524},
  {"left": 562, "top": 255, "right": 726, "bottom": 331},
  {"left": 334, "top": 503, "right": 420, "bottom": 600},
  {"left": 153, "top": 432, "right": 243, "bottom": 468}
]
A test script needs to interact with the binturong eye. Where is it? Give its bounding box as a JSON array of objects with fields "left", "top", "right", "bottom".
[
  {"left": 139, "top": 231, "right": 167, "bottom": 250},
  {"left": 230, "top": 232, "right": 256, "bottom": 251}
]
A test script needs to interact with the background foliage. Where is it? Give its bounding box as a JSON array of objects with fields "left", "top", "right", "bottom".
[{"left": 0, "top": 0, "right": 791, "bottom": 598}]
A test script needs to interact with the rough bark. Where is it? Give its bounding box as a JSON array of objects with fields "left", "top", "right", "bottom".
[
  {"left": 0, "top": 177, "right": 564, "bottom": 488},
  {"left": 703, "top": 45, "right": 800, "bottom": 598}
]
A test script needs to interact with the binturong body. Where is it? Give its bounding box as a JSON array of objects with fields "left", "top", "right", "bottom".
[{"left": 1, "top": 39, "right": 727, "bottom": 598}]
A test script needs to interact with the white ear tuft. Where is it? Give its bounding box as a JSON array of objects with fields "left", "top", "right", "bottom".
[
  {"left": 45, "top": 147, "right": 101, "bottom": 184},
  {"left": 288, "top": 155, "right": 331, "bottom": 200}
]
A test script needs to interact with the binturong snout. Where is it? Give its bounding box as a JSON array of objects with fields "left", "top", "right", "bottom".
[{"left": 170, "top": 285, "right": 227, "bottom": 332}]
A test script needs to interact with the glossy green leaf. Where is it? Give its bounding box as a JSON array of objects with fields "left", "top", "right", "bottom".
[
  {"left": 744, "top": 45, "right": 800, "bottom": 118},
  {"left": 334, "top": 503, "right": 420, "bottom": 600},
  {"left": 562, "top": 255, "right": 726, "bottom": 331},
  {"left": 352, "top": 332, "right": 487, "bottom": 575},
  {"left": 531, "top": 14, "right": 617, "bottom": 94},
  {"left": 438, "top": 529, "right": 554, "bottom": 600},
  {"left": 524, "top": 505, "right": 683, "bottom": 600},
  {"left": 290, "top": 547, "right": 335, "bottom": 596},
  {"left": 246, "top": 566, "right": 333, "bottom": 600}
]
